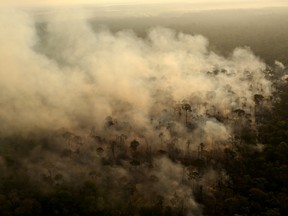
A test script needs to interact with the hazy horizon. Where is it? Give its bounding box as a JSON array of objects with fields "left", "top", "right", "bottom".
[
  {"left": 24, "top": 5, "right": 288, "bottom": 66},
  {"left": 0, "top": 0, "right": 281, "bottom": 65},
  {"left": 1, "top": 0, "right": 288, "bottom": 9}
]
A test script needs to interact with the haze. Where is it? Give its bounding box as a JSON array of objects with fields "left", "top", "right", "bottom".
[
  {"left": 1, "top": 0, "right": 288, "bottom": 8},
  {"left": 0, "top": 1, "right": 287, "bottom": 216}
]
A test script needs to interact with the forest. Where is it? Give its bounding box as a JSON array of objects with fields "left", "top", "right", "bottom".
[
  {"left": 0, "top": 64, "right": 287, "bottom": 215},
  {"left": 0, "top": 8, "right": 288, "bottom": 216}
]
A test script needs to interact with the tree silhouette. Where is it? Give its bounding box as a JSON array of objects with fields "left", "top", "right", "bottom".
[
  {"left": 181, "top": 103, "right": 192, "bottom": 125},
  {"left": 130, "top": 140, "right": 140, "bottom": 152}
]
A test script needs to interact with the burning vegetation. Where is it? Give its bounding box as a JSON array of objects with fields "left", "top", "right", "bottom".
[{"left": 0, "top": 8, "right": 287, "bottom": 216}]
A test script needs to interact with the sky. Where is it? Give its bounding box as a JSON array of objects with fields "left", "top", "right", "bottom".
[{"left": 1, "top": 0, "right": 287, "bottom": 8}]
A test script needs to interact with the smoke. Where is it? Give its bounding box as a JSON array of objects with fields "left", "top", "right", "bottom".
[
  {"left": 0, "top": 8, "right": 273, "bottom": 215},
  {"left": 0, "top": 8, "right": 272, "bottom": 134},
  {"left": 274, "top": 60, "right": 285, "bottom": 70}
]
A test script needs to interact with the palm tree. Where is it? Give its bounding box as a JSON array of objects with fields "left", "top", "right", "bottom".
[
  {"left": 182, "top": 103, "right": 192, "bottom": 125},
  {"left": 198, "top": 143, "right": 205, "bottom": 159},
  {"left": 130, "top": 140, "right": 140, "bottom": 152}
]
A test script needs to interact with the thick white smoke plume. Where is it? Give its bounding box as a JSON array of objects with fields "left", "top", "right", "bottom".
[
  {"left": 0, "top": 8, "right": 273, "bottom": 215},
  {"left": 0, "top": 9, "right": 271, "bottom": 134}
]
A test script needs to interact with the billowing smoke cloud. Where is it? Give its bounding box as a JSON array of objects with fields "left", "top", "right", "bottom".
[
  {"left": 275, "top": 60, "right": 285, "bottom": 70},
  {"left": 0, "top": 8, "right": 271, "bottom": 134},
  {"left": 0, "top": 8, "right": 273, "bottom": 215}
]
